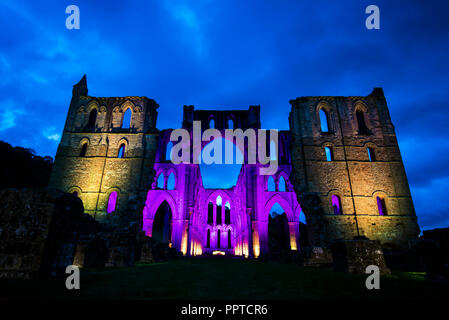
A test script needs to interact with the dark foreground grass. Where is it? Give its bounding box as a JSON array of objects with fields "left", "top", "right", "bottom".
[{"left": 0, "top": 258, "right": 448, "bottom": 300}]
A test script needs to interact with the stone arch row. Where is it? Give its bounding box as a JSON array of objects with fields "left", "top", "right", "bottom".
[
  {"left": 324, "top": 189, "right": 391, "bottom": 216},
  {"left": 76, "top": 100, "right": 143, "bottom": 130},
  {"left": 68, "top": 185, "right": 121, "bottom": 213},
  {"left": 320, "top": 141, "right": 379, "bottom": 162},
  {"left": 266, "top": 171, "right": 292, "bottom": 192},
  {"left": 317, "top": 100, "right": 372, "bottom": 135},
  {"left": 152, "top": 167, "right": 177, "bottom": 190},
  {"left": 78, "top": 136, "right": 129, "bottom": 158}
]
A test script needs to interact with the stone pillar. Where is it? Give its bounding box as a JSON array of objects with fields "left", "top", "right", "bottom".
[
  {"left": 253, "top": 220, "right": 268, "bottom": 256},
  {"left": 172, "top": 219, "right": 185, "bottom": 250},
  {"left": 142, "top": 218, "right": 154, "bottom": 236},
  {"left": 288, "top": 221, "right": 300, "bottom": 251}
]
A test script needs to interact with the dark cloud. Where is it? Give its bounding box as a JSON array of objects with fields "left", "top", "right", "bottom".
[{"left": 0, "top": 0, "right": 448, "bottom": 231}]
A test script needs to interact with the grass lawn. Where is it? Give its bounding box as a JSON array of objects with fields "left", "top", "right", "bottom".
[{"left": 0, "top": 258, "right": 447, "bottom": 300}]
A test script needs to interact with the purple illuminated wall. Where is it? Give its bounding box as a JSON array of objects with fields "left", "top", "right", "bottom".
[{"left": 142, "top": 109, "right": 303, "bottom": 257}]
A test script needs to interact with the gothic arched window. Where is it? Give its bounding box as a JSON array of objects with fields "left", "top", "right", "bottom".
[
  {"left": 225, "top": 202, "right": 231, "bottom": 224},
  {"left": 206, "top": 229, "right": 211, "bottom": 248},
  {"left": 166, "top": 142, "right": 173, "bottom": 161},
  {"left": 367, "top": 147, "right": 376, "bottom": 162},
  {"left": 80, "top": 143, "right": 88, "bottom": 157},
  {"left": 122, "top": 108, "right": 132, "bottom": 128},
  {"left": 332, "top": 195, "right": 342, "bottom": 215},
  {"left": 167, "top": 173, "right": 175, "bottom": 190},
  {"left": 208, "top": 202, "right": 214, "bottom": 225},
  {"left": 87, "top": 109, "right": 97, "bottom": 129},
  {"left": 157, "top": 173, "right": 164, "bottom": 189},
  {"left": 377, "top": 196, "right": 387, "bottom": 216},
  {"left": 118, "top": 144, "right": 125, "bottom": 158},
  {"left": 325, "top": 146, "right": 333, "bottom": 161},
  {"left": 356, "top": 109, "right": 369, "bottom": 135},
  {"left": 278, "top": 176, "right": 286, "bottom": 192},
  {"left": 107, "top": 191, "right": 118, "bottom": 213},
  {"left": 267, "top": 176, "right": 276, "bottom": 191},
  {"left": 319, "top": 109, "right": 330, "bottom": 132}
]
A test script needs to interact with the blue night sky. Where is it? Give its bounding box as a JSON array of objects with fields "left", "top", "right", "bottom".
[{"left": 0, "top": 0, "right": 448, "bottom": 231}]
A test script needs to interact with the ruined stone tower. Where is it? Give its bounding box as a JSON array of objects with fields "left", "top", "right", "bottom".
[
  {"left": 49, "top": 75, "right": 159, "bottom": 221},
  {"left": 50, "top": 76, "right": 419, "bottom": 256},
  {"left": 289, "top": 88, "right": 420, "bottom": 249}
]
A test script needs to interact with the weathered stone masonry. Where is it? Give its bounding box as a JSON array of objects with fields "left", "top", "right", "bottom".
[{"left": 49, "top": 76, "right": 420, "bottom": 257}]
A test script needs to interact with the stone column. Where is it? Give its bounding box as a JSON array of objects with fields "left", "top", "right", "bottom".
[{"left": 288, "top": 221, "right": 300, "bottom": 251}]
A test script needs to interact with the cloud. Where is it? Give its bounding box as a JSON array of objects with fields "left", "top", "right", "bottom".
[
  {"left": 0, "top": 100, "right": 24, "bottom": 131},
  {"left": 42, "top": 127, "right": 60, "bottom": 142}
]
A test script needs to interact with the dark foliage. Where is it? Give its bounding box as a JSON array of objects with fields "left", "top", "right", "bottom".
[{"left": 0, "top": 141, "right": 53, "bottom": 189}]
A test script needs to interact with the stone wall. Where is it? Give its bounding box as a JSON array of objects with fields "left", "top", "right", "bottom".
[
  {"left": 48, "top": 76, "right": 159, "bottom": 221},
  {"left": 0, "top": 188, "right": 96, "bottom": 279},
  {"left": 289, "top": 88, "right": 420, "bottom": 249}
]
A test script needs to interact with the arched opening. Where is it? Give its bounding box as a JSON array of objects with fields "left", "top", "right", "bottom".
[
  {"left": 319, "top": 109, "right": 330, "bottom": 132},
  {"left": 80, "top": 143, "right": 88, "bottom": 157},
  {"left": 225, "top": 201, "right": 231, "bottom": 225},
  {"left": 206, "top": 229, "right": 211, "bottom": 248},
  {"left": 209, "top": 118, "right": 215, "bottom": 129},
  {"left": 227, "top": 119, "right": 234, "bottom": 129},
  {"left": 107, "top": 191, "right": 118, "bottom": 213},
  {"left": 216, "top": 196, "right": 222, "bottom": 225},
  {"left": 72, "top": 191, "right": 78, "bottom": 197},
  {"left": 267, "top": 176, "right": 276, "bottom": 191},
  {"left": 167, "top": 173, "right": 175, "bottom": 190},
  {"left": 278, "top": 176, "right": 286, "bottom": 192},
  {"left": 87, "top": 109, "right": 97, "bottom": 129},
  {"left": 377, "top": 196, "right": 387, "bottom": 216},
  {"left": 208, "top": 202, "right": 214, "bottom": 225},
  {"left": 367, "top": 147, "right": 376, "bottom": 162},
  {"left": 217, "top": 229, "right": 221, "bottom": 248},
  {"left": 228, "top": 229, "right": 231, "bottom": 249},
  {"left": 199, "top": 137, "right": 243, "bottom": 189},
  {"left": 166, "top": 141, "right": 173, "bottom": 161},
  {"left": 325, "top": 146, "right": 333, "bottom": 161},
  {"left": 152, "top": 201, "right": 172, "bottom": 244},
  {"left": 332, "top": 195, "right": 342, "bottom": 215},
  {"left": 157, "top": 173, "right": 164, "bottom": 189},
  {"left": 356, "top": 109, "right": 369, "bottom": 135},
  {"left": 268, "top": 202, "right": 290, "bottom": 253},
  {"left": 122, "top": 108, "right": 132, "bottom": 128},
  {"left": 118, "top": 143, "right": 125, "bottom": 158}
]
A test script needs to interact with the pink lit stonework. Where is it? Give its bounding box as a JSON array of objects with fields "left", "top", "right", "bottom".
[{"left": 142, "top": 125, "right": 303, "bottom": 258}]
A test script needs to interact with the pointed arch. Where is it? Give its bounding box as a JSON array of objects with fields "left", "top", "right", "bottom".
[
  {"left": 166, "top": 141, "right": 173, "bottom": 161},
  {"left": 118, "top": 143, "right": 125, "bottom": 158},
  {"left": 332, "top": 194, "right": 342, "bottom": 215},
  {"left": 278, "top": 176, "right": 286, "bottom": 192},
  {"left": 319, "top": 108, "right": 329, "bottom": 132},
  {"left": 264, "top": 194, "right": 295, "bottom": 222},
  {"left": 157, "top": 173, "right": 165, "bottom": 189},
  {"left": 209, "top": 118, "right": 215, "bottom": 129},
  {"left": 267, "top": 176, "right": 276, "bottom": 191},
  {"left": 167, "top": 172, "right": 175, "bottom": 190},
  {"left": 122, "top": 108, "right": 132, "bottom": 128},
  {"left": 107, "top": 191, "right": 118, "bottom": 213},
  {"left": 87, "top": 108, "right": 97, "bottom": 129}
]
